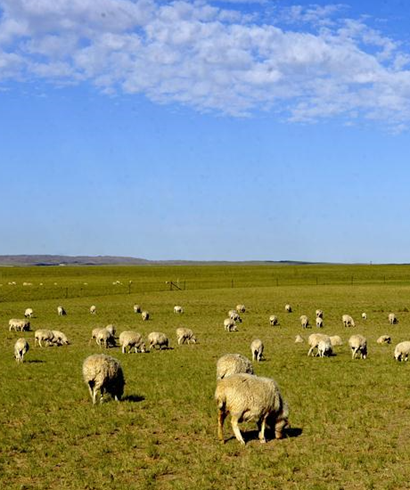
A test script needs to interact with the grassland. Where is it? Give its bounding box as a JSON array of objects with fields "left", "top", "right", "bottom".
[{"left": 1, "top": 264, "right": 410, "bottom": 489}]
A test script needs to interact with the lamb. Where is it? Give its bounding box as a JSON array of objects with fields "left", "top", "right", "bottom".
[
  {"left": 236, "top": 304, "right": 246, "bottom": 313},
  {"left": 52, "top": 330, "right": 70, "bottom": 345},
  {"left": 377, "top": 335, "right": 391, "bottom": 344},
  {"left": 315, "top": 317, "right": 323, "bottom": 328},
  {"left": 330, "top": 335, "right": 343, "bottom": 347},
  {"left": 250, "top": 339, "right": 264, "bottom": 362},
  {"left": 14, "top": 338, "right": 29, "bottom": 363},
  {"left": 215, "top": 373, "right": 289, "bottom": 445},
  {"left": 216, "top": 353, "right": 254, "bottom": 380},
  {"left": 119, "top": 331, "right": 146, "bottom": 354},
  {"left": 176, "top": 327, "right": 197, "bottom": 345},
  {"left": 90, "top": 305, "right": 97, "bottom": 314},
  {"left": 34, "top": 329, "right": 55, "bottom": 347},
  {"left": 9, "top": 318, "right": 30, "bottom": 332},
  {"left": 228, "top": 310, "right": 242, "bottom": 323},
  {"left": 96, "top": 329, "right": 116, "bottom": 349},
  {"left": 300, "top": 315, "right": 310, "bottom": 329},
  {"left": 317, "top": 338, "right": 333, "bottom": 357},
  {"left": 174, "top": 305, "right": 184, "bottom": 314},
  {"left": 388, "top": 313, "right": 398, "bottom": 325},
  {"left": 295, "top": 335, "right": 304, "bottom": 343},
  {"left": 223, "top": 318, "right": 238, "bottom": 332},
  {"left": 148, "top": 332, "right": 169, "bottom": 350},
  {"left": 394, "top": 341, "right": 410, "bottom": 361},
  {"left": 285, "top": 304, "right": 292, "bottom": 313},
  {"left": 24, "top": 308, "right": 34, "bottom": 318},
  {"left": 362, "top": 312, "right": 367, "bottom": 320},
  {"left": 141, "top": 311, "right": 150, "bottom": 321},
  {"left": 349, "top": 334, "right": 367, "bottom": 359},
  {"left": 133, "top": 304, "right": 142, "bottom": 313},
  {"left": 82, "top": 354, "right": 125, "bottom": 404},
  {"left": 342, "top": 314, "right": 355, "bottom": 327},
  {"left": 269, "top": 315, "right": 278, "bottom": 326},
  {"left": 316, "top": 309, "right": 324, "bottom": 318},
  {"left": 307, "top": 333, "right": 331, "bottom": 356},
  {"left": 57, "top": 306, "right": 67, "bottom": 316}
]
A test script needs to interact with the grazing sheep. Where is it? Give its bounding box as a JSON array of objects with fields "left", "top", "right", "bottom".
[
  {"left": 216, "top": 353, "right": 254, "bottom": 380},
  {"left": 251, "top": 339, "right": 264, "bottom": 362},
  {"left": 229, "top": 310, "right": 242, "bottom": 323},
  {"left": 342, "top": 314, "right": 355, "bottom": 327},
  {"left": 223, "top": 318, "right": 238, "bottom": 332},
  {"left": 316, "top": 309, "right": 323, "bottom": 318},
  {"left": 174, "top": 305, "right": 184, "bottom": 314},
  {"left": 176, "top": 327, "right": 197, "bottom": 345},
  {"left": 82, "top": 354, "right": 125, "bottom": 404},
  {"left": 362, "top": 312, "right": 367, "bottom": 320},
  {"left": 105, "top": 324, "right": 116, "bottom": 337},
  {"left": 330, "top": 335, "right": 343, "bottom": 347},
  {"left": 307, "top": 333, "right": 331, "bottom": 356},
  {"left": 315, "top": 317, "right": 323, "bottom": 328},
  {"left": 96, "top": 329, "right": 116, "bottom": 349},
  {"left": 24, "top": 308, "right": 34, "bottom": 318},
  {"left": 133, "top": 304, "right": 142, "bottom": 314},
  {"left": 349, "top": 334, "right": 367, "bottom": 359},
  {"left": 285, "top": 304, "right": 292, "bottom": 313},
  {"left": 141, "top": 311, "right": 150, "bottom": 321},
  {"left": 295, "top": 335, "right": 304, "bottom": 343},
  {"left": 9, "top": 319, "right": 30, "bottom": 332},
  {"left": 57, "top": 306, "right": 66, "bottom": 316},
  {"left": 89, "top": 327, "right": 105, "bottom": 345},
  {"left": 119, "top": 331, "right": 146, "bottom": 354},
  {"left": 317, "top": 338, "right": 333, "bottom": 357},
  {"left": 14, "top": 338, "right": 29, "bottom": 363},
  {"left": 300, "top": 315, "right": 310, "bottom": 329},
  {"left": 52, "top": 330, "right": 70, "bottom": 345},
  {"left": 269, "top": 315, "right": 278, "bottom": 326},
  {"left": 394, "top": 341, "right": 410, "bottom": 361},
  {"left": 90, "top": 305, "right": 97, "bottom": 314},
  {"left": 236, "top": 304, "right": 246, "bottom": 313},
  {"left": 377, "top": 335, "right": 391, "bottom": 345},
  {"left": 148, "top": 332, "right": 169, "bottom": 350},
  {"left": 215, "top": 373, "right": 289, "bottom": 445},
  {"left": 34, "top": 329, "right": 55, "bottom": 347},
  {"left": 388, "top": 313, "right": 398, "bottom": 325}
]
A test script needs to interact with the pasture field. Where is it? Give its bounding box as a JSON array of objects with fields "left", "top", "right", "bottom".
[{"left": 1, "top": 264, "right": 410, "bottom": 489}]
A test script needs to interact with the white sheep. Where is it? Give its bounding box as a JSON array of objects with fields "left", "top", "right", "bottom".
[
  {"left": 96, "top": 329, "right": 116, "bottom": 349},
  {"left": 229, "top": 310, "right": 242, "bottom": 323},
  {"left": 223, "top": 318, "right": 238, "bottom": 332},
  {"left": 141, "top": 311, "right": 150, "bottom": 321},
  {"left": 105, "top": 324, "right": 116, "bottom": 337},
  {"left": 315, "top": 317, "right": 323, "bottom": 328},
  {"left": 52, "top": 330, "right": 70, "bottom": 346},
  {"left": 250, "top": 339, "right": 264, "bottom": 362},
  {"left": 82, "top": 354, "right": 125, "bottom": 404},
  {"left": 236, "top": 304, "right": 246, "bottom": 313},
  {"left": 57, "top": 306, "right": 67, "bottom": 316},
  {"left": 176, "top": 327, "right": 197, "bottom": 345},
  {"left": 24, "top": 308, "right": 34, "bottom": 318},
  {"left": 148, "top": 332, "right": 169, "bottom": 350},
  {"left": 294, "top": 335, "right": 304, "bottom": 343},
  {"left": 330, "top": 335, "right": 343, "bottom": 347},
  {"left": 300, "top": 315, "right": 310, "bottom": 329},
  {"left": 349, "top": 334, "right": 367, "bottom": 359},
  {"left": 269, "top": 315, "right": 278, "bottom": 326},
  {"left": 14, "top": 338, "right": 29, "bottom": 363},
  {"left": 377, "top": 335, "right": 391, "bottom": 344},
  {"left": 174, "top": 305, "right": 184, "bottom": 314},
  {"left": 362, "top": 312, "right": 367, "bottom": 320},
  {"left": 34, "top": 329, "right": 55, "bottom": 347},
  {"left": 394, "top": 341, "right": 410, "bottom": 361},
  {"left": 317, "top": 338, "right": 333, "bottom": 357},
  {"left": 90, "top": 305, "right": 97, "bottom": 314},
  {"left": 316, "top": 309, "right": 323, "bottom": 318},
  {"left": 307, "top": 333, "right": 331, "bottom": 356},
  {"left": 89, "top": 327, "right": 105, "bottom": 344},
  {"left": 9, "top": 318, "right": 30, "bottom": 332},
  {"left": 119, "top": 331, "right": 146, "bottom": 354},
  {"left": 215, "top": 373, "right": 289, "bottom": 445},
  {"left": 216, "top": 353, "right": 254, "bottom": 380},
  {"left": 285, "top": 304, "right": 292, "bottom": 313},
  {"left": 133, "top": 304, "right": 142, "bottom": 313},
  {"left": 342, "top": 314, "right": 355, "bottom": 327},
  {"left": 388, "top": 313, "right": 398, "bottom": 325}
]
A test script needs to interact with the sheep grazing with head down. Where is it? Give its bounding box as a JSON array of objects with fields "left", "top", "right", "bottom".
[
  {"left": 14, "top": 338, "right": 29, "bottom": 363},
  {"left": 133, "top": 304, "right": 142, "bottom": 314},
  {"left": 215, "top": 373, "right": 289, "bottom": 445},
  {"left": 394, "top": 341, "right": 410, "bottom": 362},
  {"left": 300, "top": 315, "right": 310, "bottom": 329},
  {"left": 307, "top": 333, "right": 331, "bottom": 357},
  {"left": 388, "top": 313, "right": 398, "bottom": 325},
  {"left": 377, "top": 335, "right": 391, "bottom": 345},
  {"left": 174, "top": 305, "right": 184, "bottom": 314},
  {"left": 119, "top": 331, "right": 146, "bottom": 354},
  {"left": 295, "top": 335, "right": 304, "bottom": 343},
  {"left": 236, "top": 304, "right": 246, "bottom": 313},
  {"left": 317, "top": 338, "right": 333, "bottom": 357},
  {"left": 316, "top": 309, "right": 323, "bottom": 319},
  {"left": 57, "top": 306, "right": 67, "bottom": 316},
  {"left": 216, "top": 353, "right": 254, "bottom": 380},
  {"left": 315, "top": 317, "right": 323, "bottom": 328},
  {"left": 82, "top": 354, "right": 125, "bottom": 405},
  {"left": 52, "top": 330, "right": 70, "bottom": 346},
  {"left": 223, "top": 318, "right": 237, "bottom": 332},
  {"left": 34, "top": 329, "right": 55, "bottom": 347},
  {"left": 362, "top": 312, "right": 367, "bottom": 320},
  {"left": 148, "top": 332, "right": 169, "bottom": 350},
  {"left": 285, "top": 304, "right": 292, "bottom": 313},
  {"left": 330, "top": 335, "right": 343, "bottom": 347},
  {"left": 176, "top": 327, "right": 197, "bottom": 345},
  {"left": 96, "top": 329, "right": 116, "bottom": 349},
  {"left": 228, "top": 310, "right": 242, "bottom": 323},
  {"left": 90, "top": 305, "right": 97, "bottom": 315},
  {"left": 251, "top": 339, "right": 264, "bottom": 362},
  {"left": 9, "top": 318, "right": 30, "bottom": 332},
  {"left": 24, "top": 308, "right": 34, "bottom": 318},
  {"left": 269, "top": 315, "right": 278, "bottom": 326},
  {"left": 342, "top": 314, "right": 355, "bottom": 328},
  {"left": 141, "top": 311, "right": 150, "bottom": 321},
  {"left": 349, "top": 334, "right": 367, "bottom": 359}
]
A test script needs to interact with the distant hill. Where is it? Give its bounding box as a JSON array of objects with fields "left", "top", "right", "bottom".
[{"left": 0, "top": 255, "right": 316, "bottom": 266}]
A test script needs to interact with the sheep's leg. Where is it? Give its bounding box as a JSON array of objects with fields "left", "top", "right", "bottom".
[
  {"left": 231, "top": 417, "right": 245, "bottom": 445},
  {"left": 352, "top": 347, "right": 358, "bottom": 359},
  {"left": 217, "top": 410, "right": 227, "bottom": 442},
  {"left": 258, "top": 416, "right": 268, "bottom": 443}
]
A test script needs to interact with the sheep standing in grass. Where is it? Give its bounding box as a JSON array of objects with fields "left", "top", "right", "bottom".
[
  {"left": 285, "top": 304, "right": 292, "bottom": 313},
  {"left": 174, "top": 305, "right": 184, "bottom": 314},
  {"left": 34, "top": 329, "right": 55, "bottom": 347},
  {"left": 362, "top": 313, "right": 367, "bottom": 320},
  {"left": 269, "top": 315, "right": 278, "bottom": 326},
  {"left": 349, "top": 334, "right": 367, "bottom": 359},
  {"left": 57, "top": 306, "right": 67, "bottom": 316},
  {"left": 14, "top": 338, "right": 29, "bottom": 363},
  {"left": 330, "top": 335, "right": 343, "bottom": 347},
  {"left": 300, "top": 315, "right": 310, "bottom": 329},
  {"left": 388, "top": 313, "right": 398, "bottom": 325},
  {"left": 377, "top": 335, "right": 391, "bottom": 344},
  {"left": 148, "top": 332, "right": 169, "bottom": 350},
  {"left": 176, "top": 328, "right": 197, "bottom": 345},
  {"left": 317, "top": 338, "right": 333, "bottom": 357},
  {"left": 119, "top": 331, "right": 146, "bottom": 354},
  {"left": 295, "top": 335, "right": 304, "bottom": 343},
  {"left": 223, "top": 318, "right": 237, "bottom": 332},
  {"left": 133, "top": 304, "right": 142, "bottom": 314},
  {"left": 315, "top": 317, "right": 323, "bottom": 328},
  {"left": 90, "top": 305, "right": 97, "bottom": 314},
  {"left": 215, "top": 373, "right": 289, "bottom": 445},
  {"left": 9, "top": 319, "right": 30, "bottom": 332},
  {"left": 105, "top": 324, "right": 116, "bottom": 337},
  {"left": 90, "top": 327, "right": 104, "bottom": 344},
  {"left": 307, "top": 333, "right": 331, "bottom": 356},
  {"left": 82, "top": 354, "right": 125, "bottom": 405},
  {"left": 52, "top": 330, "right": 70, "bottom": 345},
  {"left": 394, "top": 341, "right": 410, "bottom": 361},
  {"left": 229, "top": 310, "right": 242, "bottom": 323},
  {"left": 316, "top": 309, "right": 323, "bottom": 318},
  {"left": 216, "top": 353, "right": 254, "bottom": 380},
  {"left": 24, "top": 308, "right": 34, "bottom": 318},
  {"left": 236, "top": 304, "right": 246, "bottom": 313},
  {"left": 251, "top": 339, "right": 264, "bottom": 362},
  {"left": 342, "top": 314, "right": 355, "bottom": 327},
  {"left": 141, "top": 311, "right": 150, "bottom": 321},
  {"left": 96, "top": 329, "right": 116, "bottom": 349}
]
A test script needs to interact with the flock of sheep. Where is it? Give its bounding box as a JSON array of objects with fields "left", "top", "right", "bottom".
[{"left": 7, "top": 300, "right": 410, "bottom": 446}]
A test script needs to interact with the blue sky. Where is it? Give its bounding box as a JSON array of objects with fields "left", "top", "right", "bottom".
[{"left": 1, "top": 0, "right": 410, "bottom": 263}]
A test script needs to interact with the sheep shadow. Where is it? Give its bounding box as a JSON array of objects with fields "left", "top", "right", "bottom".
[
  {"left": 226, "top": 426, "right": 302, "bottom": 444},
  {"left": 123, "top": 394, "right": 145, "bottom": 403},
  {"left": 25, "top": 359, "right": 45, "bottom": 364}
]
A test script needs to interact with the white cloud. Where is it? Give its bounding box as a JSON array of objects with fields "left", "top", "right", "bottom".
[{"left": 1, "top": 0, "right": 410, "bottom": 129}]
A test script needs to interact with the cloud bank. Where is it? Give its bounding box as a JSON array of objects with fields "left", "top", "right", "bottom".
[{"left": 1, "top": 0, "right": 410, "bottom": 129}]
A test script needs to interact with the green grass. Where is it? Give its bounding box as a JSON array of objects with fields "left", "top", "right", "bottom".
[{"left": 1, "top": 264, "right": 410, "bottom": 489}]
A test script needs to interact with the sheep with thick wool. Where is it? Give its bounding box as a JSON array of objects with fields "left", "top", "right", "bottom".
[
  {"left": 377, "top": 335, "right": 391, "bottom": 345},
  {"left": 342, "top": 314, "right": 355, "bottom": 327},
  {"left": 307, "top": 333, "right": 331, "bottom": 357},
  {"left": 349, "top": 334, "right": 367, "bottom": 359},
  {"left": 300, "top": 315, "right": 310, "bottom": 329},
  {"left": 82, "top": 354, "right": 125, "bottom": 404},
  {"left": 14, "top": 338, "right": 29, "bottom": 363},
  {"left": 394, "top": 341, "right": 410, "bottom": 361},
  {"left": 215, "top": 373, "right": 289, "bottom": 445},
  {"left": 9, "top": 318, "right": 30, "bottom": 332},
  {"left": 176, "top": 327, "right": 197, "bottom": 345},
  {"left": 388, "top": 313, "right": 398, "bottom": 325},
  {"left": 251, "top": 339, "right": 264, "bottom": 362},
  {"left": 119, "top": 331, "right": 146, "bottom": 353},
  {"left": 269, "top": 315, "right": 278, "bottom": 326},
  {"left": 24, "top": 308, "right": 34, "bottom": 318},
  {"left": 148, "top": 332, "right": 169, "bottom": 350},
  {"left": 34, "top": 329, "right": 55, "bottom": 347},
  {"left": 216, "top": 353, "right": 254, "bottom": 380},
  {"left": 223, "top": 318, "right": 237, "bottom": 332},
  {"left": 52, "top": 330, "right": 70, "bottom": 345}
]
